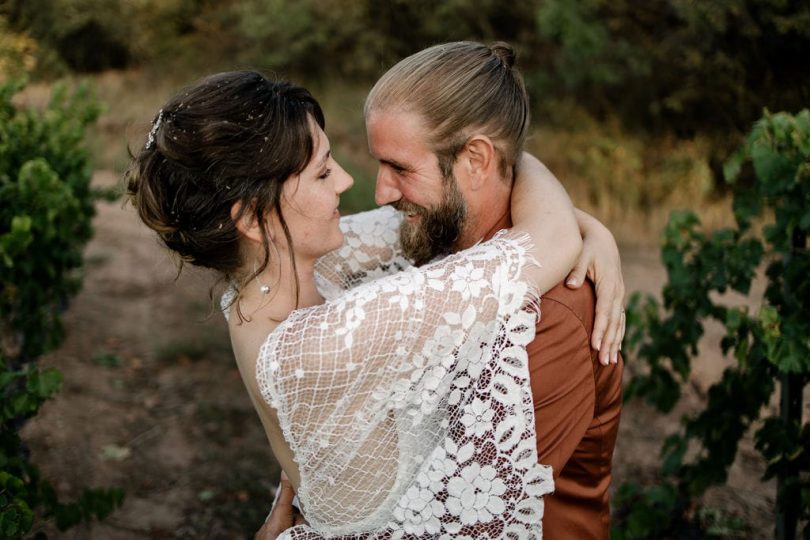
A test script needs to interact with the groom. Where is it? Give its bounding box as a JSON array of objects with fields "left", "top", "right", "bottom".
[{"left": 263, "top": 41, "right": 623, "bottom": 539}]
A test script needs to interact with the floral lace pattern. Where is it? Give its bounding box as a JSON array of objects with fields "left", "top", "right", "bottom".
[
  {"left": 314, "top": 206, "right": 411, "bottom": 300},
  {"left": 224, "top": 209, "right": 553, "bottom": 538}
]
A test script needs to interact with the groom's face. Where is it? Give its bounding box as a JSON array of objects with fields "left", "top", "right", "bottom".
[{"left": 366, "top": 109, "right": 468, "bottom": 266}]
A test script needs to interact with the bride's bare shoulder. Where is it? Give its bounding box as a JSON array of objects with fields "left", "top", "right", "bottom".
[{"left": 228, "top": 315, "right": 280, "bottom": 364}]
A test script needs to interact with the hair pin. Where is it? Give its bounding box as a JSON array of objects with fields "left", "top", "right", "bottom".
[{"left": 145, "top": 109, "right": 164, "bottom": 150}]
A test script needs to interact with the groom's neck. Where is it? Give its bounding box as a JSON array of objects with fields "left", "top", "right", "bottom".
[{"left": 454, "top": 177, "right": 511, "bottom": 251}]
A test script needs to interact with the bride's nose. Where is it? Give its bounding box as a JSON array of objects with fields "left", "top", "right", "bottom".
[{"left": 335, "top": 163, "right": 354, "bottom": 194}]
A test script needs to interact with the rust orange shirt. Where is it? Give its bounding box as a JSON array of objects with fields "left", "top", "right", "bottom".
[{"left": 484, "top": 213, "right": 623, "bottom": 540}]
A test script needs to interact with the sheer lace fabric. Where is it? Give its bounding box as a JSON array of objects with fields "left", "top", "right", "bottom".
[
  {"left": 225, "top": 208, "right": 553, "bottom": 538},
  {"left": 311, "top": 206, "right": 410, "bottom": 300}
]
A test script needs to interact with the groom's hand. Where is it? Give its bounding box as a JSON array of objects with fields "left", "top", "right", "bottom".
[{"left": 255, "top": 472, "right": 306, "bottom": 540}]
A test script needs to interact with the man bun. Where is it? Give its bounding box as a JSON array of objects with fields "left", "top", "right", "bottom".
[{"left": 490, "top": 41, "right": 517, "bottom": 69}]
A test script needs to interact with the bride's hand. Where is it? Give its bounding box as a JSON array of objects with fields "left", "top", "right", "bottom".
[
  {"left": 567, "top": 209, "right": 625, "bottom": 365},
  {"left": 256, "top": 472, "right": 306, "bottom": 539}
]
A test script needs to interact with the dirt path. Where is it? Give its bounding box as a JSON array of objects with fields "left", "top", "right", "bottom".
[{"left": 23, "top": 171, "right": 775, "bottom": 538}]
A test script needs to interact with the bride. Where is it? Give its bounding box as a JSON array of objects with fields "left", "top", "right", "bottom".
[{"left": 127, "top": 70, "right": 618, "bottom": 538}]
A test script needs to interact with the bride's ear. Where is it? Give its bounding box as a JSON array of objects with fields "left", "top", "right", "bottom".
[{"left": 231, "top": 200, "right": 273, "bottom": 244}]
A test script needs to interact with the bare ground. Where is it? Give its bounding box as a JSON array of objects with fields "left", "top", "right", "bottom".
[{"left": 22, "top": 170, "right": 781, "bottom": 538}]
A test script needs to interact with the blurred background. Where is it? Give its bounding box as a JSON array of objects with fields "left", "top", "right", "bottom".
[{"left": 1, "top": 0, "right": 808, "bottom": 538}]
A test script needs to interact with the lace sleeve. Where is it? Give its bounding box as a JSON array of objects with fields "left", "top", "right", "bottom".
[
  {"left": 314, "top": 206, "right": 411, "bottom": 297},
  {"left": 262, "top": 232, "right": 553, "bottom": 538}
]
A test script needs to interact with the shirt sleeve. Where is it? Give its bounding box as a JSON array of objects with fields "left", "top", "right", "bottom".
[{"left": 314, "top": 206, "right": 412, "bottom": 296}]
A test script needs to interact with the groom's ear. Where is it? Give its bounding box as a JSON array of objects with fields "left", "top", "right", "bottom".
[
  {"left": 460, "top": 134, "right": 497, "bottom": 191},
  {"left": 231, "top": 200, "right": 272, "bottom": 244}
]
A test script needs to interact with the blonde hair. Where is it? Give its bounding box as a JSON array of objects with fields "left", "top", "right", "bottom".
[{"left": 365, "top": 41, "right": 530, "bottom": 181}]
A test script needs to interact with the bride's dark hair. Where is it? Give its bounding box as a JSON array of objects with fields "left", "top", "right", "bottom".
[{"left": 125, "top": 71, "right": 325, "bottom": 313}]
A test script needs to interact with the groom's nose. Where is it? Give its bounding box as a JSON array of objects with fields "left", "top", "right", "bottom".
[{"left": 374, "top": 167, "right": 402, "bottom": 206}]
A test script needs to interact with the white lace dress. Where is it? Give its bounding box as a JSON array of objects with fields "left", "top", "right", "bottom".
[{"left": 224, "top": 207, "right": 553, "bottom": 539}]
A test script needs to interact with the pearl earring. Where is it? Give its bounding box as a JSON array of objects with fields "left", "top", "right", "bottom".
[{"left": 253, "top": 261, "right": 271, "bottom": 295}]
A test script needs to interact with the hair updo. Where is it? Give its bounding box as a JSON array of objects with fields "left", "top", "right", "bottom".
[{"left": 125, "top": 71, "right": 325, "bottom": 289}]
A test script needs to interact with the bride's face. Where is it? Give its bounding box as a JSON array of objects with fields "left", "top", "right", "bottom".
[{"left": 272, "top": 119, "right": 354, "bottom": 261}]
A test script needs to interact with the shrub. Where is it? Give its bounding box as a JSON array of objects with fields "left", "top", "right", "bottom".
[
  {"left": 617, "top": 110, "right": 810, "bottom": 538},
  {"left": 0, "top": 78, "right": 123, "bottom": 537}
]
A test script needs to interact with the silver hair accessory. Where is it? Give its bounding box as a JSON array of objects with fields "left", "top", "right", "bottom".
[{"left": 145, "top": 109, "right": 164, "bottom": 150}]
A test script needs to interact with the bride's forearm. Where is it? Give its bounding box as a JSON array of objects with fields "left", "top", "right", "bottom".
[{"left": 511, "top": 153, "right": 582, "bottom": 294}]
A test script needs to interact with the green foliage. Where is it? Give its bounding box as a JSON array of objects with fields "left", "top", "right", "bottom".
[
  {"left": 533, "top": 0, "right": 810, "bottom": 138},
  {"left": 697, "top": 506, "right": 748, "bottom": 538},
  {"left": 0, "top": 78, "right": 100, "bottom": 361},
  {"left": 618, "top": 110, "right": 810, "bottom": 537},
  {"left": 534, "top": 0, "right": 651, "bottom": 90},
  {"left": 611, "top": 482, "right": 681, "bottom": 540},
  {"left": 0, "top": 16, "right": 37, "bottom": 78},
  {"left": 0, "top": 78, "right": 123, "bottom": 537},
  {"left": 228, "top": 0, "right": 538, "bottom": 80}
]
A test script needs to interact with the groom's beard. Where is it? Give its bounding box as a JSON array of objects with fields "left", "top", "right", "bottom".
[{"left": 394, "top": 175, "right": 467, "bottom": 267}]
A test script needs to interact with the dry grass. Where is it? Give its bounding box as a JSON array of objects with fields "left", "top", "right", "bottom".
[{"left": 530, "top": 102, "right": 736, "bottom": 246}]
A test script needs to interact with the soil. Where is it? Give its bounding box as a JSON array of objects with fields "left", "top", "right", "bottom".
[{"left": 22, "top": 170, "right": 781, "bottom": 538}]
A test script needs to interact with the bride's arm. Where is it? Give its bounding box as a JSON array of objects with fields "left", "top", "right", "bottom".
[
  {"left": 317, "top": 160, "right": 621, "bottom": 310},
  {"left": 258, "top": 235, "right": 548, "bottom": 535},
  {"left": 510, "top": 153, "right": 582, "bottom": 295},
  {"left": 512, "top": 154, "right": 625, "bottom": 364},
  {"left": 314, "top": 206, "right": 410, "bottom": 291}
]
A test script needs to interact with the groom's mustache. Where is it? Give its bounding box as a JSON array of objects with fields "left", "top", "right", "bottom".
[{"left": 391, "top": 199, "right": 428, "bottom": 217}]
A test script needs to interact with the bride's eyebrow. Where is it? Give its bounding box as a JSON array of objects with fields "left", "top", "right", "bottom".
[{"left": 319, "top": 149, "right": 331, "bottom": 166}]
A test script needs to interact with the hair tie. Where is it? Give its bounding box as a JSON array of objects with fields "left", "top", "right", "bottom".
[{"left": 145, "top": 109, "right": 164, "bottom": 150}]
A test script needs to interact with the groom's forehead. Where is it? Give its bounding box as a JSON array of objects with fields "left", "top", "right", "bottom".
[{"left": 368, "top": 110, "right": 437, "bottom": 161}]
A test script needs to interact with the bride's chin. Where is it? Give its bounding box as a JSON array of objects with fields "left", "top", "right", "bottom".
[
  {"left": 318, "top": 231, "right": 345, "bottom": 257},
  {"left": 330, "top": 231, "right": 345, "bottom": 251}
]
